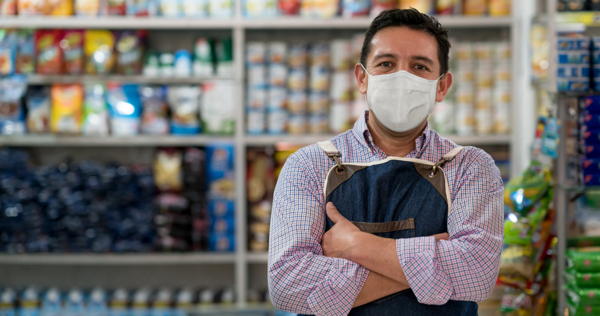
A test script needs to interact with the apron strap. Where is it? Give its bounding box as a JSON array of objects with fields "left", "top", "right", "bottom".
[
  {"left": 317, "top": 140, "right": 344, "bottom": 172},
  {"left": 430, "top": 146, "right": 464, "bottom": 177}
]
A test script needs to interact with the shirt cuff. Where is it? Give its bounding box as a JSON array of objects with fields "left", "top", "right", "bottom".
[
  {"left": 307, "top": 259, "right": 369, "bottom": 316},
  {"left": 396, "top": 236, "right": 453, "bottom": 305}
]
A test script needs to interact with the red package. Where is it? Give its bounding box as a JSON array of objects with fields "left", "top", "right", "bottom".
[
  {"left": 35, "top": 30, "right": 64, "bottom": 75},
  {"left": 279, "top": 0, "right": 301, "bottom": 15},
  {"left": 105, "top": 0, "right": 126, "bottom": 15},
  {"left": 61, "top": 30, "right": 84, "bottom": 74}
]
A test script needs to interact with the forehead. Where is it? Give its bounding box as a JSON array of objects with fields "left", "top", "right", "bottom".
[{"left": 368, "top": 26, "right": 439, "bottom": 62}]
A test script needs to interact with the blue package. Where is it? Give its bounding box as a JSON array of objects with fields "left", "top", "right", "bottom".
[
  {"left": 584, "top": 174, "right": 600, "bottom": 186},
  {"left": 0, "top": 288, "right": 17, "bottom": 316},
  {"left": 557, "top": 65, "right": 590, "bottom": 78},
  {"left": 0, "top": 74, "right": 27, "bottom": 135},
  {"left": 583, "top": 113, "right": 600, "bottom": 129},
  {"left": 582, "top": 129, "right": 600, "bottom": 147},
  {"left": 205, "top": 144, "right": 235, "bottom": 182},
  {"left": 593, "top": 52, "right": 600, "bottom": 64},
  {"left": 87, "top": 289, "right": 109, "bottom": 316},
  {"left": 583, "top": 96, "right": 600, "bottom": 114},
  {"left": 557, "top": 78, "right": 590, "bottom": 92},
  {"left": 585, "top": 145, "right": 600, "bottom": 159},
  {"left": 558, "top": 51, "right": 590, "bottom": 64},
  {"left": 19, "top": 288, "right": 40, "bottom": 316},
  {"left": 0, "top": 30, "right": 17, "bottom": 75},
  {"left": 583, "top": 159, "right": 600, "bottom": 175},
  {"left": 210, "top": 213, "right": 235, "bottom": 234},
  {"left": 167, "top": 86, "right": 201, "bottom": 135},
  {"left": 558, "top": 37, "right": 590, "bottom": 51},
  {"left": 107, "top": 83, "right": 142, "bottom": 136},
  {"left": 208, "top": 198, "right": 235, "bottom": 218},
  {"left": 209, "top": 232, "right": 235, "bottom": 252}
]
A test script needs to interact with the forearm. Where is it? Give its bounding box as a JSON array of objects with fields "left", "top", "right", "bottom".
[
  {"left": 353, "top": 270, "right": 409, "bottom": 308},
  {"left": 349, "top": 232, "right": 409, "bottom": 285}
]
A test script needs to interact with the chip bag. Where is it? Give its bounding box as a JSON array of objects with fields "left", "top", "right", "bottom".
[
  {"left": 85, "top": 30, "right": 115, "bottom": 74},
  {"left": 36, "top": 30, "right": 64, "bottom": 75},
  {"left": 16, "top": 30, "right": 35, "bottom": 74},
  {"left": 61, "top": 30, "right": 84, "bottom": 74},
  {"left": 26, "top": 86, "right": 50, "bottom": 133},
  {"left": 50, "top": 84, "right": 84, "bottom": 134}
]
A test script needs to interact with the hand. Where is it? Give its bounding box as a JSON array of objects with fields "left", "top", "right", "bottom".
[
  {"left": 321, "top": 202, "right": 362, "bottom": 260},
  {"left": 433, "top": 233, "right": 449, "bottom": 240}
]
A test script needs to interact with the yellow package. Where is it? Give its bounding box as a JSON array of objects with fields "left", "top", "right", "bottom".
[
  {"left": 84, "top": 30, "right": 115, "bottom": 74},
  {"left": 399, "top": 0, "right": 433, "bottom": 14},
  {"left": 463, "top": 0, "right": 487, "bottom": 15},
  {"left": 50, "top": 0, "right": 74, "bottom": 15},
  {"left": 51, "top": 84, "right": 83, "bottom": 134},
  {"left": 489, "top": 0, "right": 510, "bottom": 16},
  {"left": 75, "top": 0, "right": 100, "bottom": 16}
]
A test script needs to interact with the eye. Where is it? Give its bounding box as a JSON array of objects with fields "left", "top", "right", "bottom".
[
  {"left": 413, "top": 64, "right": 431, "bottom": 72},
  {"left": 376, "top": 61, "right": 393, "bottom": 68}
]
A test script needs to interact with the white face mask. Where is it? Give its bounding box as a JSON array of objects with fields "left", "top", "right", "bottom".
[{"left": 362, "top": 64, "right": 441, "bottom": 133}]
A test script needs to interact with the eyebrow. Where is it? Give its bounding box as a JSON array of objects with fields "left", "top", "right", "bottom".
[
  {"left": 412, "top": 55, "right": 434, "bottom": 65},
  {"left": 372, "top": 53, "right": 397, "bottom": 62}
]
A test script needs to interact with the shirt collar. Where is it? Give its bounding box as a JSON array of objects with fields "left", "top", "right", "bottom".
[{"left": 352, "top": 111, "right": 431, "bottom": 158}]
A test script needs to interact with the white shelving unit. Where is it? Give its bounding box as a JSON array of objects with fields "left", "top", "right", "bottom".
[{"left": 0, "top": 1, "right": 533, "bottom": 309}]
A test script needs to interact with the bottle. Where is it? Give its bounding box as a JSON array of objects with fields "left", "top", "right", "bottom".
[
  {"left": 40, "top": 288, "right": 61, "bottom": 316},
  {"left": 87, "top": 288, "right": 109, "bottom": 316},
  {"left": 64, "top": 289, "right": 86, "bottom": 316},
  {"left": 0, "top": 288, "right": 16, "bottom": 316}
]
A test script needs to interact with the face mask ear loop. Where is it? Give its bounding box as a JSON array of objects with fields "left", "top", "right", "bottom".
[{"left": 360, "top": 63, "right": 372, "bottom": 76}]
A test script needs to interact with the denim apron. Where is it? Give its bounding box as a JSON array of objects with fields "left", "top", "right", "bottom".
[{"left": 315, "top": 140, "right": 477, "bottom": 316}]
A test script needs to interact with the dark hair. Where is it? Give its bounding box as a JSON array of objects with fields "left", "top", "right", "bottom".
[{"left": 360, "top": 8, "right": 451, "bottom": 75}]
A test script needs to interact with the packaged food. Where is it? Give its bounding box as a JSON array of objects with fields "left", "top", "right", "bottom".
[
  {"left": 214, "top": 38, "right": 233, "bottom": 77},
  {"left": 209, "top": 232, "right": 235, "bottom": 251},
  {"left": 140, "top": 85, "right": 169, "bottom": 135},
  {"left": 130, "top": 290, "right": 151, "bottom": 316},
  {"left": 116, "top": 30, "right": 145, "bottom": 75},
  {"left": 267, "top": 108, "right": 288, "bottom": 134},
  {"left": 330, "top": 72, "right": 353, "bottom": 102},
  {"left": 75, "top": 0, "right": 101, "bottom": 16},
  {"left": 107, "top": 83, "right": 142, "bottom": 136},
  {"left": 330, "top": 39, "right": 352, "bottom": 71},
  {"left": 109, "top": 289, "right": 129, "bottom": 316},
  {"left": 19, "top": 288, "right": 40, "bottom": 316},
  {"left": 341, "top": 0, "right": 370, "bottom": 17},
  {"left": 194, "top": 38, "right": 214, "bottom": 76},
  {"left": 268, "top": 63, "right": 287, "bottom": 87},
  {"left": 246, "top": 108, "right": 266, "bottom": 134},
  {"left": 248, "top": 64, "right": 267, "bottom": 87},
  {"left": 168, "top": 86, "right": 201, "bottom": 135},
  {"left": 463, "top": 0, "right": 487, "bottom": 15},
  {"left": 489, "top": 0, "right": 510, "bottom": 16},
  {"left": 247, "top": 86, "right": 268, "bottom": 109},
  {"left": 105, "top": 0, "right": 127, "bottom": 15},
  {"left": 52, "top": 0, "right": 74, "bottom": 15},
  {"left": 87, "top": 288, "right": 109, "bottom": 316},
  {"left": 0, "top": 75, "right": 27, "bottom": 135},
  {"left": 16, "top": 30, "right": 35, "bottom": 74},
  {"left": 287, "top": 91, "right": 307, "bottom": 114},
  {"left": 309, "top": 114, "right": 329, "bottom": 134},
  {"left": 154, "top": 149, "right": 183, "bottom": 192},
  {"left": 245, "top": 0, "right": 278, "bottom": 17},
  {"left": 182, "top": 0, "right": 209, "bottom": 17},
  {"left": 84, "top": 30, "right": 115, "bottom": 74},
  {"left": 399, "top": 0, "right": 432, "bottom": 13},
  {"left": 35, "top": 30, "right": 64, "bottom": 75},
  {"left": 18, "top": 0, "right": 72, "bottom": 15},
  {"left": 309, "top": 91, "right": 329, "bottom": 114},
  {"left": 288, "top": 114, "right": 307, "bottom": 135},
  {"left": 174, "top": 50, "right": 193, "bottom": 77},
  {"left": 160, "top": 0, "right": 180, "bottom": 16},
  {"left": 371, "top": 0, "right": 397, "bottom": 16},
  {"left": 26, "top": 86, "right": 51, "bottom": 134},
  {"left": 40, "top": 288, "right": 61, "bottom": 316},
  {"left": 268, "top": 87, "right": 287, "bottom": 111},
  {"left": 287, "top": 68, "right": 308, "bottom": 91},
  {"left": 309, "top": 42, "right": 330, "bottom": 67},
  {"left": 246, "top": 42, "right": 266, "bottom": 64},
  {"left": 279, "top": 0, "right": 301, "bottom": 15},
  {"left": 160, "top": 53, "right": 175, "bottom": 76},
  {"left": 61, "top": 30, "right": 84, "bottom": 74},
  {"left": 310, "top": 66, "right": 330, "bottom": 92},
  {"left": 82, "top": 83, "right": 109, "bottom": 136},
  {"left": 288, "top": 43, "right": 308, "bottom": 68},
  {"left": 143, "top": 51, "right": 160, "bottom": 76},
  {"left": 50, "top": 84, "right": 84, "bottom": 134},
  {"left": 127, "top": 0, "right": 160, "bottom": 16},
  {"left": 302, "top": 0, "right": 338, "bottom": 18},
  {"left": 436, "top": 0, "right": 457, "bottom": 15},
  {"left": 0, "top": 30, "right": 17, "bottom": 75},
  {"left": 202, "top": 80, "right": 235, "bottom": 134},
  {"left": 0, "top": 0, "right": 18, "bottom": 15},
  {"left": 329, "top": 102, "right": 350, "bottom": 133},
  {"left": 208, "top": 0, "right": 234, "bottom": 17}
]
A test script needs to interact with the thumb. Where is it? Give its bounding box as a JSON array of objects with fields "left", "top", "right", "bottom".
[
  {"left": 326, "top": 202, "right": 345, "bottom": 224},
  {"left": 433, "top": 233, "right": 449, "bottom": 241}
]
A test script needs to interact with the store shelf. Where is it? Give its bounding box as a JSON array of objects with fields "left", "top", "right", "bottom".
[
  {"left": 247, "top": 252, "right": 268, "bottom": 264},
  {"left": 0, "top": 135, "right": 235, "bottom": 147},
  {"left": 557, "top": 12, "right": 600, "bottom": 27},
  {"left": 446, "top": 134, "right": 511, "bottom": 146},
  {"left": 26, "top": 74, "right": 231, "bottom": 85},
  {"left": 245, "top": 134, "right": 511, "bottom": 146},
  {"left": 0, "top": 16, "right": 238, "bottom": 29},
  {"left": 0, "top": 253, "right": 236, "bottom": 265}
]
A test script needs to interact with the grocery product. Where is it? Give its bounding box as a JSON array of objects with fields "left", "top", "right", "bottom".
[
  {"left": 107, "top": 83, "right": 142, "bottom": 136},
  {"left": 557, "top": 36, "right": 591, "bottom": 92},
  {"left": 371, "top": 0, "right": 397, "bottom": 16},
  {"left": 181, "top": 0, "right": 209, "bottom": 17},
  {"left": 436, "top": 0, "right": 457, "bottom": 15},
  {"left": 215, "top": 38, "right": 233, "bottom": 77},
  {"left": 193, "top": 38, "right": 214, "bottom": 76},
  {"left": 154, "top": 149, "right": 184, "bottom": 192},
  {"left": 399, "top": 0, "right": 433, "bottom": 14},
  {"left": 115, "top": 30, "right": 145, "bottom": 75},
  {"left": 174, "top": 50, "right": 193, "bottom": 77},
  {"left": 35, "top": 30, "right": 63, "bottom": 75},
  {"left": 140, "top": 85, "right": 169, "bottom": 135},
  {"left": 245, "top": 0, "right": 277, "bottom": 17},
  {"left": 160, "top": 0, "right": 180, "bottom": 16},
  {"left": 341, "top": 0, "right": 370, "bottom": 17},
  {"left": 202, "top": 80, "right": 235, "bottom": 134},
  {"left": 279, "top": 0, "right": 301, "bottom": 15},
  {"left": 489, "top": 0, "right": 510, "bottom": 16},
  {"left": 127, "top": 0, "right": 160, "bottom": 16},
  {"left": 26, "top": 86, "right": 51, "bottom": 133},
  {"left": 0, "top": 75, "right": 27, "bottom": 135},
  {"left": 167, "top": 85, "right": 201, "bottom": 135},
  {"left": 105, "top": 0, "right": 127, "bottom": 15},
  {"left": 0, "top": 30, "right": 17, "bottom": 75},
  {"left": 463, "top": 0, "right": 487, "bottom": 15},
  {"left": 0, "top": 0, "right": 18, "bottom": 15},
  {"left": 75, "top": 0, "right": 100, "bottom": 16},
  {"left": 208, "top": 0, "right": 234, "bottom": 17},
  {"left": 50, "top": 84, "right": 84, "bottom": 134},
  {"left": 61, "top": 30, "right": 84, "bottom": 74},
  {"left": 82, "top": 83, "right": 109, "bottom": 136},
  {"left": 16, "top": 30, "right": 35, "bottom": 74},
  {"left": 84, "top": 30, "right": 115, "bottom": 74}
]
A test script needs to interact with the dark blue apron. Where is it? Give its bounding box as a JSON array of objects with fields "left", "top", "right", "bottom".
[{"left": 314, "top": 140, "right": 477, "bottom": 316}]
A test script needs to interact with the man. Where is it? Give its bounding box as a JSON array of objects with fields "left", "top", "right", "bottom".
[{"left": 268, "top": 8, "right": 504, "bottom": 316}]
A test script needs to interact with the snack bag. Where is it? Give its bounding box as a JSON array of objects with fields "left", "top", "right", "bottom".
[
  {"left": 50, "top": 0, "right": 74, "bottom": 15},
  {"left": 26, "top": 86, "right": 51, "bottom": 133},
  {"left": 50, "top": 84, "right": 84, "bottom": 134},
  {"left": 35, "top": 30, "right": 64, "bottom": 75},
  {"left": 140, "top": 85, "right": 169, "bottom": 135},
  {"left": 167, "top": 86, "right": 201, "bottom": 135},
  {"left": 105, "top": 0, "right": 127, "bottom": 15},
  {"left": 0, "top": 0, "right": 18, "bottom": 15},
  {"left": 82, "top": 83, "right": 109, "bottom": 136},
  {"left": 201, "top": 80, "right": 235, "bottom": 135},
  {"left": 16, "top": 30, "right": 35, "bottom": 74},
  {"left": 0, "top": 75, "right": 27, "bottom": 135},
  {"left": 107, "top": 83, "right": 142, "bottom": 136},
  {"left": 85, "top": 30, "right": 115, "bottom": 74},
  {"left": 279, "top": 0, "right": 301, "bottom": 15},
  {"left": 127, "top": 0, "right": 160, "bottom": 16},
  {"left": 567, "top": 248, "right": 600, "bottom": 273},
  {"left": 0, "top": 30, "right": 17, "bottom": 75},
  {"left": 75, "top": 0, "right": 101, "bottom": 16},
  {"left": 182, "top": 0, "right": 208, "bottom": 17},
  {"left": 116, "top": 31, "right": 145, "bottom": 75},
  {"left": 61, "top": 30, "right": 84, "bottom": 74},
  {"left": 504, "top": 162, "right": 552, "bottom": 216},
  {"left": 154, "top": 149, "right": 183, "bottom": 192}
]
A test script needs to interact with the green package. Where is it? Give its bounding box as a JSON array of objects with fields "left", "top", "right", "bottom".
[{"left": 568, "top": 248, "right": 600, "bottom": 273}]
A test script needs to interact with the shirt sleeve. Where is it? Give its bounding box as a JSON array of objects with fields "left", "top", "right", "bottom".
[
  {"left": 395, "top": 149, "right": 504, "bottom": 305},
  {"left": 268, "top": 150, "right": 369, "bottom": 315}
]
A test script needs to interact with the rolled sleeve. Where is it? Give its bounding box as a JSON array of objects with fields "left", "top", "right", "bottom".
[{"left": 396, "top": 149, "right": 504, "bottom": 305}]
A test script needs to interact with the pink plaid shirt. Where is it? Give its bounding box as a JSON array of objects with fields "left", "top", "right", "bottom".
[{"left": 268, "top": 112, "right": 504, "bottom": 315}]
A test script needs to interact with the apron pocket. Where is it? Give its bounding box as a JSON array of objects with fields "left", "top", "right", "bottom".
[{"left": 352, "top": 218, "right": 416, "bottom": 238}]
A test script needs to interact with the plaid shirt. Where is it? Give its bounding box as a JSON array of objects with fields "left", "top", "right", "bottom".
[{"left": 268, "top": 112, "right": 504, "bottom": 315}]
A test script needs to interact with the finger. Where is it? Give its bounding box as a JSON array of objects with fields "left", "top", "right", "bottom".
[
  {"left": 326, "top": 202, "right": 344, "bottom": 224},
  {"left": 433, "top": 233, "right": 449, "bottom": 240}
]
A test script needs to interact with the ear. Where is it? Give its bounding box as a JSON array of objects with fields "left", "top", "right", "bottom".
[
  {"left": 435, "top": 72, "right": 453, "bottom": 102},
  {"left": 354, "top": 63, "right": 368, "bottom": 95}
]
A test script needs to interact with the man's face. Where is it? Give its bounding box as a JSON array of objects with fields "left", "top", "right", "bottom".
[{"left": 354, "top": 26, "right": 453, "bottom": 103}]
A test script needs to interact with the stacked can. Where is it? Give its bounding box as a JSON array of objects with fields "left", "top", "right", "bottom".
[
  {"left": 330, "top": 39, "right": 355, "bottom": 133},
  {"left": 557, "top": 36, "right": 591, "bottom": 92},
  {"left": 269, "top": 42, "right": 290, "bottom": 134},
  {"left": 492, "top": 41, "right": 511, "bottom": 135},
  {"left": 287, "top": 43, "right": 309, "bottom": 135},
  {"left": 246, "top": 42, "right": 269, "bottom": 134},
  {"left": 453, "top": 42, "right": 476, "bottom": 136},
  {"left": 474, "top": 42, "right": 495, "bottom": 135},
  {"left": 307, "top": 43, "right": 332, "bottom": 134}
]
